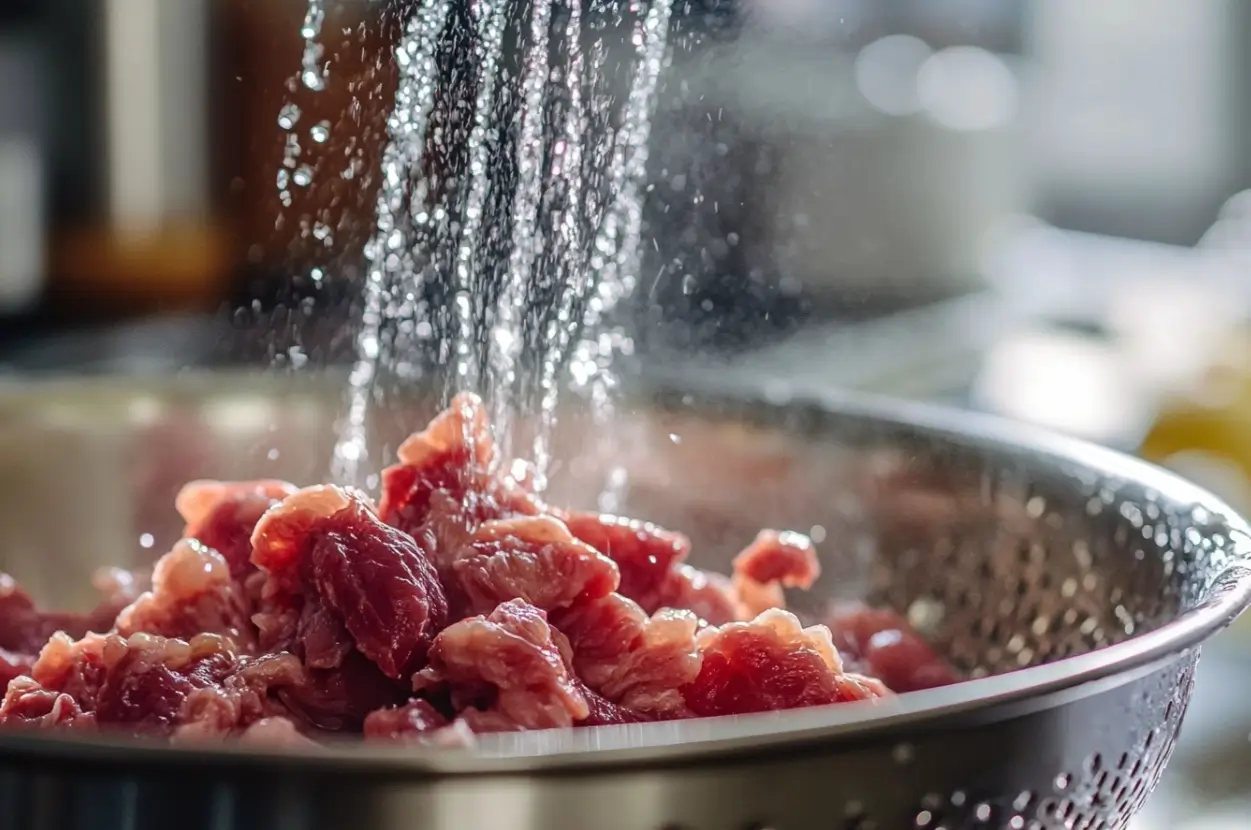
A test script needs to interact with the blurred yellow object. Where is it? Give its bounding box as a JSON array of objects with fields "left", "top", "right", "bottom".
[
  {"left": 1140, "top": 327, "right": 1251, "bottom": 487},
  {"left": 1140, "top": 326, "right": 1251, "bottom": 636}
]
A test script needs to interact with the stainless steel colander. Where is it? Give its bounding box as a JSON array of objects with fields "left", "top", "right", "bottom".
[{"left": 0, "top": 372, "right": 1247, "bottom": 830}]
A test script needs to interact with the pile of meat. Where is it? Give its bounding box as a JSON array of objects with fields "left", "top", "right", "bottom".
[{"left": 0, "top": 394, "right": 957, "bottom": 747}]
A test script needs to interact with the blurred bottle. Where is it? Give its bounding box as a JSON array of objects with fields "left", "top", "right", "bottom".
[
  {"left": 31, "top": 0, "right": 229, "bottom": 321},
  {"left": 0, "top": 2, "right": 46, "bottom": 320}
]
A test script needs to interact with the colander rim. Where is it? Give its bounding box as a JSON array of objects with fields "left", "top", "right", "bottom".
[{"left": 0, "top": 371, "right": 1246, "bottom": 776}]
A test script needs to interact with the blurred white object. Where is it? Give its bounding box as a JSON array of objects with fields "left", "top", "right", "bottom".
[
  {"left": 1026, "top": 0, "right": 1235, "bottom": 241},
  {"left": 700, "top": 35, "right": 1027, "bottom": 300},
  {"left": 853, "top": 36, "right": 931, "bottom": 116},
  {"left": 104, "top": 0, "right": 210, "bottom": 238},
  {"left": 0, "top": 140, "right": 43, "bottom": 314},
  {"left": 973, "top": 329, "right": 1148, "bottom": 446},
  {"left": 0, "top": 36, "right": 45, "bottom": 315}
]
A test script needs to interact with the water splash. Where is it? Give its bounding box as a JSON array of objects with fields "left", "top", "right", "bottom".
[
  {"left": 449, "top": 0, "right": 511, "bottom": 394},
  {"left": 530, "top": 0, "right": 590, "bottom": 473},
  {"left": 331, "top": 0, "right": 453, "bottom": 485},
  {"left": 298, "top": 0, "right": 677, "bottom": 488},
  {"left": 489, "top": 0, "right": 553, "bottom": 459},
  {"left": 572, "top": 0, "right": 675, "bottom": 505}
]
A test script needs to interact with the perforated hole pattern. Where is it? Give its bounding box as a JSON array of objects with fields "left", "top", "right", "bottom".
[{"left": 612, "top": 402, "right": 1244, "bottom": 830}]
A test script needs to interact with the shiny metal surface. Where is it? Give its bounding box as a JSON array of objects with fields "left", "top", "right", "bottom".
[{"left": 0, "top": 372, "right": 1247, "bottom": 830}]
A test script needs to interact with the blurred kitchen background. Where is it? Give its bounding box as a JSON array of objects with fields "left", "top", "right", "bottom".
[{"left": 4, "top": 1, "right": 1251, "bottom": 826}]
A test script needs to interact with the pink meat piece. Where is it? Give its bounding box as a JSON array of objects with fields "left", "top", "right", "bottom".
[
  {"left": 379, "top": 393, "right": 542, "bottom": 560},
  {"left": 730, "top": 530, "right": 821, "bottom": 619},
  {"left": 556, "top": 593, "right": 702, "bottom": 720},
  {"left": 0, "top": 648, "right": 33, "bottom": 690},
  {"left": 0, "top": 676, "right": 90, "bottom": 729},
  {"left": 450, "top": 516, "right": 619, "bottom": 617},
  {"left": 177, "top": 479, "right": 298, "bottom": 579},
  {"left": 172, "top": 652, "right": 305, "bottom": 741},
  {"left": 361, "top": 698, "right": 475, "bottom": 746},
  {"left": 681, "top": 609, "right": 890, "bottom": 717},
  {"left": 415, "top": 599, "right": 588, "bottom": 731},
  {"left": 115, "top": 540, "right": 256, "bottom": 652},
  {"left": 825, "top": 603, "right": 960, "bottom": 692},
  {"left": 0, "top": 631, "right": 301, "bottom": 736},
  {"left": 234, "top": 716, "right": 319, "bottom": 748},
  {"left": 363, "top": 698, "right": 448, "bottom": 740},
  {"left": 250, "top": 485, "right": 448, "bottom": 681}
]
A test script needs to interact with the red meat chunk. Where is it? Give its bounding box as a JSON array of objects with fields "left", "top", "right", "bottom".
[
  {"left": 556, "top": 593, "right": 701, "bottom": 720},
  {"left": 733, "top": 530, "right": 820, "bottom": 588},
  {"left": 177, "top": 479, "right": 297, "bottom": 579},
  {"left": 731, "top": 530, "right": 821, "bottom": 619},
  {"left": 415, "top": 599, "right": 588, "bottom": 731},
  {"left": 250, "top": 485, "right": 448, "bottom": 681},
  {"left": 114, "top": 540, "right": 256, "bottom": 652},
  {"left": 681, "top": 610, "right": 890, "bottom": 717},
  {"left": 172, "top": 651, "right": 305, "bottom": 742},
  {"left": 560, "top": 511, "right": 740, "bottom": 625},
  {"left": 561, "top": 512, "right": 688, "bottom": 606},
  {"left": 361, "top": 698, "right": 476, "bottom": 746},
  {"left": 0, "top": 631, "right": 300, "bottom": 736},
  {"left": 825, "top": 603, "right": 959, "bottom": 693},
  {"left": 451, "top": 516, "right": 619, "bottom": 616},
  {"left": 275, "top": 649, "right": 406, "bottom": 732},
  {"left": 0, "top": 574, "right": 92, "bottom": 656},
  {"left": 575, "top": 680, "right": 651, "bottom": 726}
]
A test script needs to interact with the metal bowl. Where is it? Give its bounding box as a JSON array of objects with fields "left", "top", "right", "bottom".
[{"left": 0, "top": 371, "right": 1247, "bottom": 830}]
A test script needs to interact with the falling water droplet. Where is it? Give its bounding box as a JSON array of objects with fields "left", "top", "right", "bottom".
[
  {"left": 277, "top": 103, "right": 302, "bottom": 130},
  {"left": 310, "top": 120, "right": 332, "bottom": 143},
  {"left": 300, "top": 0, "right": 328, "bottom": 91}
]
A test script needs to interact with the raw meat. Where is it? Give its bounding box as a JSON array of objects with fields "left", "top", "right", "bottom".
[
  {"left": 556, "top": 594, "right": 701, "bottom": 720},
  {"left": 682, "top": 610, "right": 889, "bottom": 717},
  {"left": 177, "top": 479, "right": 297, "bottom": 579},
  {"left": 561, "top": 511, "right": 738, "bottom": 625},
  {"left": 0, "top": 392, "right": 961, "bottom": 746},
  {"left": 415, "top": 599, "right": 588, "bottom": 731},
  {"left": 450, "top": 516, "right": 619, "bottom": 616},
  {"left": 0, "top": 630, "right": 301, "bottom": 736},
  {"left": 825, "top": 603, "right": 960, "bottom": 693},
  {"left": 250, "top": 485, "right": 448, "bottom": 679},
  {"left": 115, "top": 540, "right": 255, "bottom": 652},
  {"left": 731, "top": 530, "right": 821, "bottom": 619}
]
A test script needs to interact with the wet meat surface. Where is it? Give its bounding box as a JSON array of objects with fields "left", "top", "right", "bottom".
[{"left": 0, "top": 394, "right": 959, "bottom": 745}]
